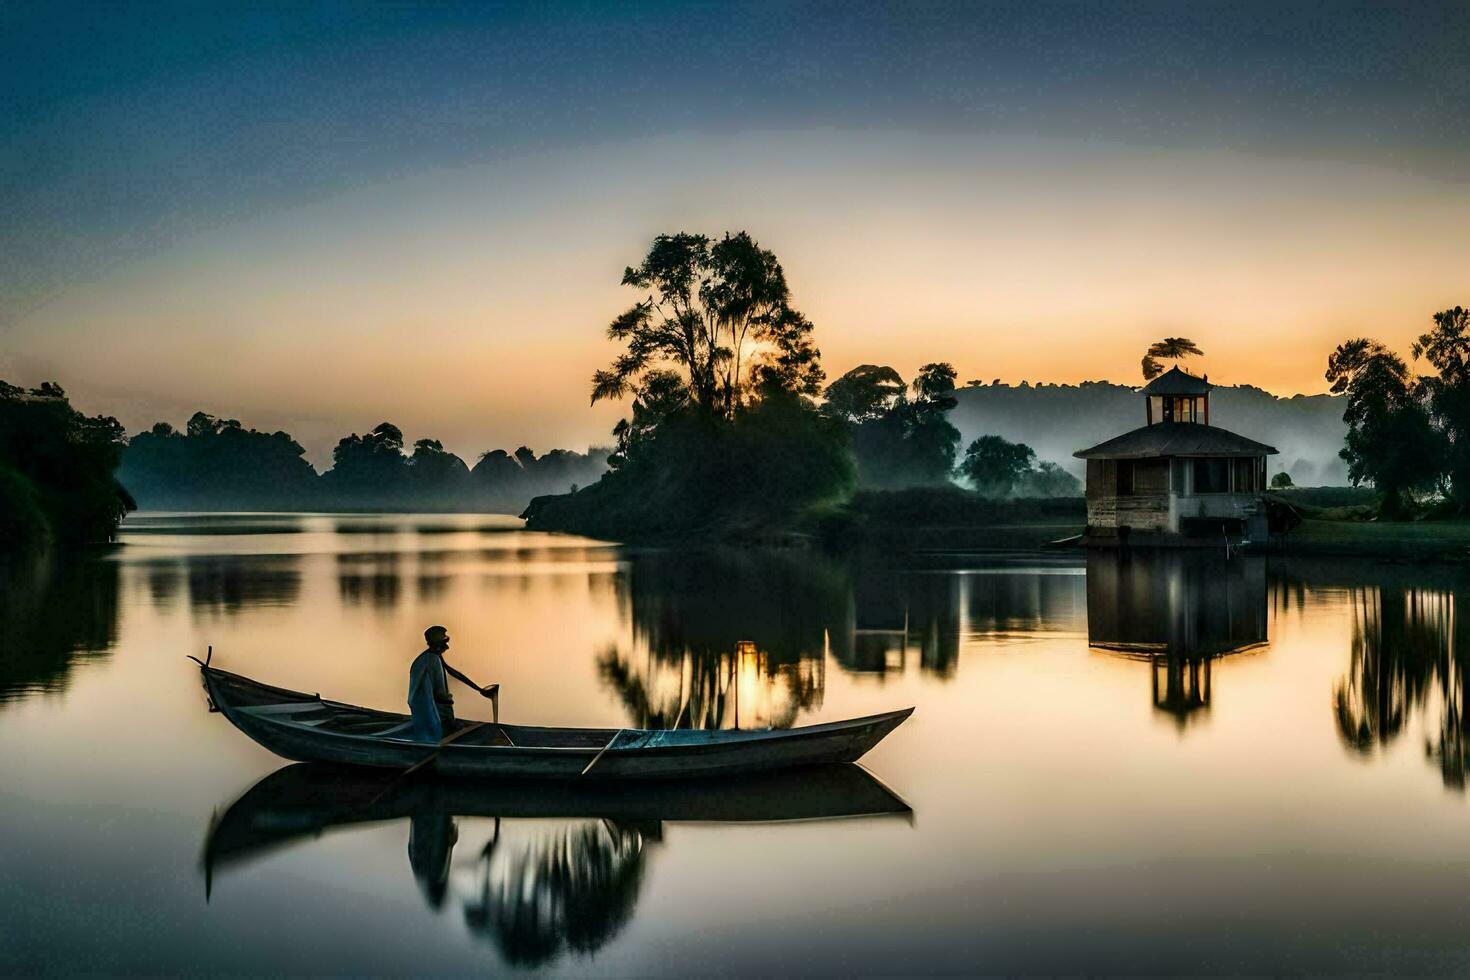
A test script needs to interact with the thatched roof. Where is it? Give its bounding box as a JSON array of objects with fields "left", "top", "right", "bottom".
[
  {"left": 1074, "top": 422, "right": 1277, "bottom": 460},
  {"left": 1140, "top": 366, "right": 1212, "bottom": 396}
]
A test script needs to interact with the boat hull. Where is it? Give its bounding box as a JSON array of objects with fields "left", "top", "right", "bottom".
[{"left": 201, "top": 666, "right": 912, "bottom": 780}]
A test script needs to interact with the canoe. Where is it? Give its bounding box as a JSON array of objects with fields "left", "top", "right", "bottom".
[
  {"left": 199, "top": 664, "right": 914, "bottom": 779},
  {"left": 205, "top": 760, "right": 913, "bottom": 879}
]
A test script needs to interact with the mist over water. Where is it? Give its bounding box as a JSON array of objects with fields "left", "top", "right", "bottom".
[{"left": 4, "top": 514, "right": 1470, "bottom": 973}]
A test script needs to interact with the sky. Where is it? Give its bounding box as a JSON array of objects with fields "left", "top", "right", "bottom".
[{"left": 3, "top": 1, "right": 1469, "bottom": 464}]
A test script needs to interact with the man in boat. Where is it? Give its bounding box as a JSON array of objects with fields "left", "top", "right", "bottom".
[{"left": 408, "top": 625, "right": 498, "bottom": 742}]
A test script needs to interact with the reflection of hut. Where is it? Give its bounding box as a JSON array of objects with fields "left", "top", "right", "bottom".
[
  {"left": 1087, "top": 552, "right": 1268, "bottom": 727},
  {"left": 1075, "top": 368, "right": 1278, "bottom": 546}
]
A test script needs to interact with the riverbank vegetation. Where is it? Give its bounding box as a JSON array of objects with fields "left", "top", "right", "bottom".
[
  {"left": 521, "top": 230, "right": 1088, "bottom": 543},
  {"left": 1326, "top": 307, "right": 1470, "bottom": 518},
  {"left": 118, "top": 413, "right": 606, "bottom": 513},
  {"left": 0, "top": 381, "right": 134, "bottom": 549}
]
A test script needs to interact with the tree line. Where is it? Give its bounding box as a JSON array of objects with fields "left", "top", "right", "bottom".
[
  {"left": 1326, "top": 307, "right": 1470, "bottom": 516},
  {"left": 119, "top": 414, "right": 609, "bottom": 513}
]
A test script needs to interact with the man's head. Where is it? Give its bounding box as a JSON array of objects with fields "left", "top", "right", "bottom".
[{"left": 424, "top": 625, "right": 450, "bottom": 651}]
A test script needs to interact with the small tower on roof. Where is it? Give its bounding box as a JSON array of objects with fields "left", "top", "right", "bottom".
[
  {"left": 1141, "top": 366, "right": 1211, "bottom": 426},
  {"left": 1074, "top": 365, "right": 1278, "bottom": 547}
]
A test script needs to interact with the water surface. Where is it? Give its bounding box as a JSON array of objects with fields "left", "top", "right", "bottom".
[{"left": 3, "top": 513, "right": 1470, "bottom": 974}]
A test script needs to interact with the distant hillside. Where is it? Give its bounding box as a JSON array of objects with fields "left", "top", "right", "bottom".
[{"left": 949, "top": 381, "right": 1348, "bottom": 485}]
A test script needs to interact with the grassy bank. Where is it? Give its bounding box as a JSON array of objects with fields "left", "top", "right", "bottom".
[
  {"left": 803, "top": 487, "right": 1084, "bottom": 552},
  {"left": 1277, "top": 518, "right": 1470, "bottom": 562},
  {"left": 526, "top": 481, "right": 1085, "bottom": 551}
]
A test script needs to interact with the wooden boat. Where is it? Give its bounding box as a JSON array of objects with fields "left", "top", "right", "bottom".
[
  {"left": 205, "top": 760, "right": 913, "bottom": 878},
  {"left": 199, "top": 664, "right": 914, "bottom": 779}
]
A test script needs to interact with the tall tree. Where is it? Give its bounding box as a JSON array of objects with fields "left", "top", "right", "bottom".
[
  {"left": 959, "top": 435, "right": 1037, "bottom": 497},
  {"left": 822, "top": 364, "right": 906, "bottom": 423},
  {"left": 1142, "top": 337, "right": 1204, "bottom": 381},
  {"left": 590, "top": 231, "right": 818, "bottom": 416},
  {"left": 1413, "top": 305, "right": 1470, "bottom": 511},
  {"left": 1325, "top": 338, "right": 1442, "bottom": 516},
  {"left": 901, "top": 362, "right": 962, "bottom": 484}
]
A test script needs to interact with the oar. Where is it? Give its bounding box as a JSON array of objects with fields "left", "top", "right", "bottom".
[
  {"left": 364, "top": 720, "right": 493, "bottom": 807},
  {"left": 400, "top": 720, "right": 493, "bottom": 779},
  {"left": 580, "top": 729, "right": 625, "bottom": 776}
]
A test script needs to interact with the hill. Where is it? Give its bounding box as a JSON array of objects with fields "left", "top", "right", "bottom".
[{"left": 949, "top": 381, "right": 1347, "bottom": 484}]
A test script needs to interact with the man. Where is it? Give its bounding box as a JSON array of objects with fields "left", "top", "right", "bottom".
[{"left": 408, "top": 625, "right": 498, "bottom": 742}]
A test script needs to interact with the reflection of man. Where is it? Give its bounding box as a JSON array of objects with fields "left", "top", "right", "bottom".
[
  {"left": 407, "top": 811, "right": 457, "bottom": 910},
  {"left": 408, "top": 626, "right": 497, "bottom": 742}
]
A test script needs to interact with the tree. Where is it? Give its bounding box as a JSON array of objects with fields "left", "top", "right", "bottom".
[
  {"left": 323, "top": 422, "right": 409, "bottom": 502},
  {"left": 900, "top": 363, "right": 961, "bottom": 484},
  {"left": 408, "top": 438, "right": 471, "bottom": 503},
  {"left": 1142, "top": 337, "right": 1204, "bottom": 381},
  {"left": 959, "top": 435, "right": 1036, "bottom": 497},
  {"left": 1413, "top": 305, "right": 1470, "bottom": 511},
  {"left": 590, "top": 231, "right": 817, "bottom": 416},
  {"left": 822, "top": 364, "right": 905, "bottom": 423},
  {"left": 1015, "top": 461, "right": 1083, "bottom": 498},
  {"left": 0, "top": 381, "right": 133, "bottom": 547},
  {"left": 1271, "top": 471, "right": 1294, "bottom": 489},
  {"left": 1325, "top": 338, "right": 1443, "bottom": 517}
]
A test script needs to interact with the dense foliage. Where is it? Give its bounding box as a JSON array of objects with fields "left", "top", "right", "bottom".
[
  {"left": 958, "top": 435, "right": 1036, "bottom": 496},
  {"left": 590, "top": 230, "right": 822, "bottom": 415},
  {"left": 526, "top": 384, "right": 854, "bottom": 539},
  {"left": 1141, "top": 337, "right": 1204, "bottom": 381},
  {"left": 527, "top": 230, "right": 851, "bottom": 538},
  {"left": 122, "top": 413, "right": 318, "bottom": 510},
  {"left": 822, "top": 362, "right": 962, "bottom": 488},
  {"left": 1413, "top": 306, "right": 1470, "bottom": 512},
  {"left": 1325, "top": 337, "right": 1443, "bottom": 516},
  {"left": 0, "top": 381, "right": 134, "bottom": 549}
]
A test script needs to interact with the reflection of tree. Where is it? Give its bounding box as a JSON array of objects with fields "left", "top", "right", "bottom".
[
  {"left": 0, "top": 553, "right": 119, "bottom": 704},
  {"left": 184, "top": 555, "right": 302, "bottom": 614},
  {"left": 1333, "top": 587, "right": 1447, "bottom": 755},
  {"left": 599, "top": 549, "right": 845, "bottom": 728},
  {"left": 1328, "top": 583, "right": 1470, "bottom": 792},
  {"left": 598, "top": 643, "right": 821, "bottom": 730},
  {"left": 464, "top": 819, "right": 650, "bottom": 968},
  {"left": 336, "top": 552, "right": 401, "bottom": 608}
]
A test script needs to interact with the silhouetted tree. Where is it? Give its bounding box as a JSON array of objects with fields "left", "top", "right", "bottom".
[
  {"left": 0, "top": 381, "right": 133, "bottom": 548},
  {"left": 1325, "top": 338, "right": 1443, "bottom": 517},
  {"left": 897, "top": 362, "right": 962, "bottom": 485},
  {"left": 959, "top": 435, "right": 1036, "bottom": 497},
  {"left": 1271, "top": 471, "right": 1294, "bottom": 488},
  {"left": 819, "top": 362, "right": 961, "bottom": 489},
  {"left": 1014, "top": 460, "right": 1083, "bottom": 498},
  {"left": 408, "top": 438, "right": 471, "bottom": 504},
  {"left": 533, "top": 233, "right": 846, "bottom": 538},
  {"left": 322, "top": 422, "right": 410, "bottom": 503},
  {"left": 823, "top": 364, "right": 906, "bottom": 423},
  {"left": 1413, "top": 305, "right": 1470, "bottom": 511},
  {"left": 590, "top": 231, "right": 817, "bottom": 416},
  {"left": 1142, "top": 337, "right": 1204, "bottom": 381}
]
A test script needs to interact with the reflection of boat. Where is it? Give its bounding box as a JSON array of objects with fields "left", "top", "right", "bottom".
[
  {"left": 204, "top": 761, "right": 913, "bottom": 877},
  {"left": 204, "top": 762, "right": 911, "bottom": 967},
  {"left": 200, "top": 665, "right": 913, "bottom": 778}
]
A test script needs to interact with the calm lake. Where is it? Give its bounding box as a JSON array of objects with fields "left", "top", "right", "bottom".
[{"left": 4, "top": 513, "right": 1470, "bottom": 974}]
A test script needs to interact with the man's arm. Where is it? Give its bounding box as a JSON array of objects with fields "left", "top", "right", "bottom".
[{"left": 443, "top": 659, "right": 496, "bottom": 695}]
